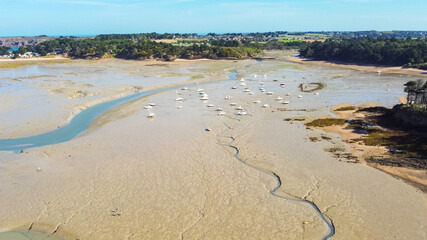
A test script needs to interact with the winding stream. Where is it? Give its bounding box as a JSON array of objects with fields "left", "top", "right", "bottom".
[
  {"left": 218, "top": 124, "right": 335, "bottom": 240},
  {"left": 0, "top": 72, "right": 237, "bottom": 152}
]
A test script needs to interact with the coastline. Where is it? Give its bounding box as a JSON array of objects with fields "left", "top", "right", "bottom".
[
  {"left": 1, "top": 58, "right": 426, "bottom": 239},
  {"left": 283, "top": 56, "right": 427, "bottom": 77}
]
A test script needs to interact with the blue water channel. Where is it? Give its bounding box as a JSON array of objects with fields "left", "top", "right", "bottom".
[{"left": 0, "top": 72, "right": 237, "bottom": 152}]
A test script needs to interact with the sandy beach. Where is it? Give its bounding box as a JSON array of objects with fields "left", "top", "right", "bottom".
[{"left": 0, "top": 58, "right": 426, "bottom": 239}]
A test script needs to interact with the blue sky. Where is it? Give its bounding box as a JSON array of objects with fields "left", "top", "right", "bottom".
[{"left": 1, "top": 0, "right": 426, "bottom": 36}]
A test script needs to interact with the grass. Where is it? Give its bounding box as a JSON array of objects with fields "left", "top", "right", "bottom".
[
  {"left": 284, "top": 117, "right": 306, "bottom": 121},
  {"left": 334, "top": 106, "right": 358, "bottom": 111},
  {"left": 0, "top": 59, "right": 71, "bottom": 69},
  {"left": 306, "top": 118, "right": 347, "bottom": 127},
  {"left": 190, "top": 75, "right": 204, "bottom": 80}
]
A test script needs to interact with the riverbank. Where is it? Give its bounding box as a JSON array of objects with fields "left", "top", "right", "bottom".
[
  {"left": 284, "top": 56, "right": 427, "bottom": 77},
  {"left": 0, "top": 58, "right": 426, "bottom": 239}
]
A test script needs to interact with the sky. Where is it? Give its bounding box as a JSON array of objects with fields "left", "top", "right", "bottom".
[{"left": 1, "top": 0, "right": 426, "bottom": 36}]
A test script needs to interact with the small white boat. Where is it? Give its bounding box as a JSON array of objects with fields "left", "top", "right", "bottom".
[
  {"left": 215, "top": 108, "right": 223, "bottom": 111},
  {"left": 231, "top": 86, "right": 237, "bottom": 89},
  {"left": 240, "top": 78, "right": 245, "bottom": 82},
  {"left": 244, "top": 89, "right": 251, "bottom": 92},
  {"left": 262, "top": 104, "right": 270, "bottom": 108},
  {"left": 315, "top": 92, "right": 320, "bottom": 95},
  {"left": 298, "top": 95, "right": 303, "bottom": 98},
  {"left": 235, "top": 106, "right": 244, "bottom": 110},
  {"left": 181, "top": 87, "right": 188, "bottom": 90},
  {"left": 144, "top": 105, "right": 153, "bottom": 109},
  {"left": 253, "top": 74, "right": 257, "bottom": 78},
  {"left": 201, "top": 96, "right": 209, "bottom": 101},
  {"left": 237, "top": 111, "right": 247, "bottom": 115},
  {"left": 286, "top": 93, "right": 291, "bottom": 96},
  {"left": 218, "top": 111, "right": 226, "bottom": 116},
  {"left": 207, "top": 104, "right": 214, "bottom": 107},
  {"left": 197, "top": 88, "right": 204, "bottom": 92},
  {"left": 240, "top": 82, "right": 246, "bottom": 86},
  {"left": 148, "top": 102, "right": 156, "bottom": 106},
  {"left": 282, "top": 101, "right": 290, "bottom": 104},
  {"left": 177, "top": 106, "right": 183, "bottom": 109},
  {"left": 176, "top": 97, "right": 184, "bottom": 101},
  {"left": 253, "top": 100, "right": 261, "bottom": 103},
  {"left": 377, "top": 70, "right": 381, "bottom": 74},
  {"left": 224, "top": 96, "right": 232, "bottom": 100},
  {"left": 275, "top": 97, "right": 283, "bottom": 101},
  {"left": 230, "top": 103, "right": 237, "bottom": 106},
  {"left": 266, "top": 92, "right": 274, "bottom": 95},
  {"left": 260, "top": 88, "right": 266, "bottom": 92},
  {"left": 264, "top": 74, "right": 267, "bottom": 79},
  {"left": 147, "top": 112, "right": 155, "bottom": 118},
  {"left": 273, "top": 79, "right": 278, "bottom": 82},
  {"left": 280, "top": 83, "right": 285, "bottom": 87}
]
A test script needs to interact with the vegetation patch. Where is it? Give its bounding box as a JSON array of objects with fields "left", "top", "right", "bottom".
[
  {"left": 334, "top": 106, "right": 358, "bottom": 111},
  {"left": 306, "top": 118, "right": 346, "bottom": 127},
  {"left": 191, "top": 75, "right": 204, "bottom": 80},
  {"left": 284, "top": 117, "right": 306, "bottom": 121},
  {"left": 0, "top": 59, "right": 71, "bottom": 69}
]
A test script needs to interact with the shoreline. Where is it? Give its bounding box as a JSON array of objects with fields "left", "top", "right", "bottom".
[
  {"left": 304, "top": 103, "right": 427, "bottom": 191},
  {"left": 283, "top": 56, "right": 427, "bottom": 77}
]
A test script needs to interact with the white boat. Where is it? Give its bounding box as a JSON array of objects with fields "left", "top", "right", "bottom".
[
  {"left": 377, "top": 70, "right": 381, "bottom": 74},
  {"left": 266, "top": 92, "right": 274, "bottom": 95},
  {"left": 260, "top": 88, "right": 266, "bottom": 92},
  {"left": 230, "top": 103, "right": 237, "bottom": 106},
  {"left": 215, "top": 108, "right": 223, "bottom": 111},
  {"left": 231, "top": 86, "right": 237, "bottom": 89},
  {"left": 240, "top": 82, "right": 246, "bottom": 86},
  {"left": 177, "top": 106, "right": 183, "bottom": 109},
  {"left": 240, "top": 78, "right": 245, "bottom": 82},
  {"left": 144, "top": 105, "right": 153, "bottom": 109},
  {"left": 201, "top": 96, "right": 209, "bottom": 101},
  {"left": 207, "top": 104, "right": 214, "bottom": 107},
  {"left": 244, "top": 89, "right": 251, "bottom": 92},
  {"left": 148, "top": 102, "right": 156, "bottom": 106},
  {"left": 315, "top": 92, "right": 320, "bottom": 95},
  {"left": 253, "top": 74, "right": 257, "bottom": 78},
  {"left": 181, "top": 87, "right": 188, "bottom": 90},
  {"left": 237, "top": 111, "right": 247, "bottom": 115},
  {"left": 298, "top": 95, "right": 303, "bottom": 98},
  {"left": 253, "top": 100, "right": 261, "bottom": 103},
  {"left": 218, "top": 111, "right": 226, "bottom": 116},
  {"left": 147, "top": 110, "right": 155, "bottom": 118},
  {"left": 176, "top": 97, "right": 183, "bottom": 101},
  {"left": 224, "top": 96, "right": 232, "bottom": 100},
  {"left": 262, "top": 104, "right": 270, "bottom": 108},
  {"left": 286, "top": 93, "right": 291, "bottom": 96},
  {"left": 282, "top": 101, "right": 290, "bottom": 104},
  {"left": 235, "top": 106, "right": 243, "bottom": 110},
  {"left": 275, "top": 97, "right": 283, "bottom": 101}
]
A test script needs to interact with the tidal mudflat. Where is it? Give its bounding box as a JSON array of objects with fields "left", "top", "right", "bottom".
[{"left": 0, "top": 57, "right": 426, "bottom": 239}]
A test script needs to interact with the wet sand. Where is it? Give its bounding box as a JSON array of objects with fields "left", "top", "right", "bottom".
[{"left": 0, "top": 58, "right": 426, "bottom": 239}]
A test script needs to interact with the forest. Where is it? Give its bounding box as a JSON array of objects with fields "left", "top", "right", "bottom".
[{"left": 299, "top": 38, "right": 427, "bottom": 69}]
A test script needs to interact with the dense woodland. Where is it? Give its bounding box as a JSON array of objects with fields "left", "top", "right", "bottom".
[
  {"left": 10, "top": 36, "right": 302, "bottom": 60},
  {"left": 299, "top": 38, "right": 427, "bottom": 69}
]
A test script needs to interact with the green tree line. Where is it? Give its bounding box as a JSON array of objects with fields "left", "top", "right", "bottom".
[{"left": 299, "top": 38, "right": 427, "bottom": 68}]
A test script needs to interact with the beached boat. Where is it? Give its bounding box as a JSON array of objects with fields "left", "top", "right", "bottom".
[
  {"left": 231, "top": 86, "right": 237, "bottom": 89},
  {"left": 144, "top": 105, "right": 153, "bottom": 109},
  {"left": 207, "top": 104, "right": 214, "bottom": 107},
  {"left": 148, "top": 102, "right": 156, "bottom": 106},
  {"left": 181, "top": 87, "right": 188, "bottom": 90},
  {"left": 218, "top": 111, "right": 226, "bottom": 116},
  {"left": 215, "top": 107, "right": 223, "bottom": 111},
  {"left": 235, "top": 106, "right": 244, "bottom": 110},
  {"left": 244, "top": 89, "right": 251, "bottom": 92},
  {"left": 298, "top": 95, "right": 303, "bottom": 98},
  {"left": 224, "top": 96, "right": 232, "bottom": 100},
  {"left": 237, "top": 111, "right": 247, "bottom": 115},
  {"left": 177, "top": 106, "right": 183, "bottom": 109},
  {"left": 230, "top": 103, "right": 237, "bottom": 106},
  {"left": 253, "top": 100, "right": 261, "bottom": 103},
  {"left": 201, "top": 95, "right": 209, "bottom": 101},
  {"left": 282, "top": 101, "right": 290, "bottom": 104},
  {"left": 266, "top": 92, "right": 274, "bottom": 95},
  {"left": 275, "top": 97, "right": 283, "bottom": 101},
  {"left": 262, "top": 104, "right": 270, "bottom": 108}
]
